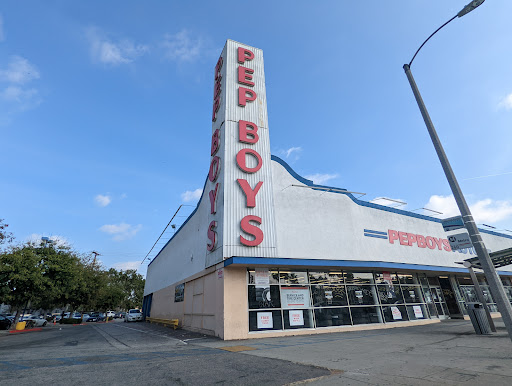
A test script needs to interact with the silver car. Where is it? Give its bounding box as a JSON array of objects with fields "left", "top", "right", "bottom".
[{"left": 125, "top": 309, "right": 142, "bottom": 322}]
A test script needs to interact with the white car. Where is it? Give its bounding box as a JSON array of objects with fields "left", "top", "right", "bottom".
[
  {"left": 24, "top": 315, "right": 47, "bottom": 327},
  {"left": 125, "top": 309, "right": 143, "bottom": 322},
  {"left": 106, "top": 311, "right": 115, "bottom": 319}
]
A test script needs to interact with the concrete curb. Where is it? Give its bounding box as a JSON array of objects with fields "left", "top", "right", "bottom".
[{"left": 9, "top": 327, "right": 43, "bottom": 334}]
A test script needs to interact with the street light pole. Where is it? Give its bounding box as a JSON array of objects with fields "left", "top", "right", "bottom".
[{"left": 404, "top": 0, "right": 512, "bottom": 342}]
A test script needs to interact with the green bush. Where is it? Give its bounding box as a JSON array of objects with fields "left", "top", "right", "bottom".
[{"left": 60, "top": 318, "right": 82, "bottom": 324}]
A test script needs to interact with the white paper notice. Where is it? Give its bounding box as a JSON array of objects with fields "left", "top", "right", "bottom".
[
  {"left": 257, "top": 312, "right": 273, "bottom": 329},
  {"left": 280, "top": 287, "right": 311, "bottom": 309},
  {"left": 255, "top": 268, "right": 270, "bottom": 287},
  {"left": 391, "top": 306, "right": 402, "bottom": 320},
  {"left": 413, "top": 305, "right": 424, "bottom": 318},
  {"left": 289, "top": 310, "right": 304, "bottom": 326}
]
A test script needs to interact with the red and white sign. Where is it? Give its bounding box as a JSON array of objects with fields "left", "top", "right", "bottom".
[
  {"left": 289, "top": 310, "right": 304, "bottom": 326},
  {"left": 413, "top": 305, "right": 424, "bottom": 319},
  {"left": 281, "top": 287, "right": 311, "bottom": 309},
  {"left": 206, "top": 40, "right": 277, "bottom": 261},
  {"left": 257, "top": 312, "right": 273, "bottom": 329},
  {"left": 391, "top": 306, "right": 402, "bottom": 320}
]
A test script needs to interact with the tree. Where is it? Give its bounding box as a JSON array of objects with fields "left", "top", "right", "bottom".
[
  {"left": 0, "top": 219, "right": 14, "bottom": 250},
  {"left": 0, "top": 244, "right": 47, "bottom": 324}
]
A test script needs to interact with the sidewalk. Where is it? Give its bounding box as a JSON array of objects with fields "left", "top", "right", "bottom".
[{"left": 196, "top": 318, "right": 512, "bottom": 385}]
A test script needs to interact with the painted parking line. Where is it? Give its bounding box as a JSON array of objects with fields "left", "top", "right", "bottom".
[
  {"left": 0, "top": 348, "right": 219, "bottom": 372},
  {"left": 99, "top": 323, "right": 188, "bottom": 344}
]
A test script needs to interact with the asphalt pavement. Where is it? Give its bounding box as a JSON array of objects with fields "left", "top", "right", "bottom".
[
  {"left": 1, "top": 318, "right": 512, "bottom": 385},
  {"left": 0, "top": 319, "right": 329, "bottom": 385}
]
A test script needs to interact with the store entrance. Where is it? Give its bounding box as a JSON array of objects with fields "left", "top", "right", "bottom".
[{"left": 438, "top": 277, "right": 463, "bottom": 319}]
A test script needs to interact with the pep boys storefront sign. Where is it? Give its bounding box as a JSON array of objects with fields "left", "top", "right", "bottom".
[{"left": 206, "top": 40, "right": 277, "bottom": 263}]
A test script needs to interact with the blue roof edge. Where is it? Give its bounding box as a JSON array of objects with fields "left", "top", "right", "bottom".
[{"left": 270, "top": 155, "right": 512, "bottom": 241}]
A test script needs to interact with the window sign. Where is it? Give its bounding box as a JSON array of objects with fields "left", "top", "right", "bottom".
[
  {"left": 409, "top": 290, "right": 416, "bottom": 301},
  {"left": 175, "top": 283, "right": 185, "bottom": 302},
  {"left": 257, "top": 312, "right": 273, "bottom": 329},
  {"left": 289, "top": 310, "right": 304, "bottom": 326},
  {"left": 413, "top": 305, "right": 424, "bottom": 318},
  {"left": 281, "top": 287, "right": 311, "bottom": 309},
  {"left": 255, "top": 268, "right": 270, "bottom": 287},
  {"left": 325, "top": 290, "right": 333, "bottom": 299},
  {"left": 391, "top": 306, "right": 402, "bottom": 320}
]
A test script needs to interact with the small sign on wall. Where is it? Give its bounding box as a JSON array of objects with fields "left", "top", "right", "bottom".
[
  {"left": 175, "top": 283, "right": 185, "bottom": 302},
  {"left": 217, "top": 268, "right": 224, "bottom": 279},
  {"left": 391, "top": 306, "right": 402, "bottom": 320},
  {"left": 413, "top": 305, "right": 424, "bottom": 318},
  {"left": 289, "top": 310, "right": 304, "bottom": 326},
  {"left": 257, "top": 312, "right": 273, "bottom": 329}
]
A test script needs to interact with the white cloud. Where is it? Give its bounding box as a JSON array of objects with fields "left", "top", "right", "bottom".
[
  {"left": 99, "top": 223, "right": 142, "bottom": 241},
  {"left": 27, "top": 234, "right": 69, "bottom": 248},
  {"left": 161, "top": 30, "right": 202, "bottom": 62},
  {"left": 0, "top": 86, "right": 37, "bottom": 102},
  {"left": 425, "top": 194, "right": 512, "bottom": 223},
  {"left": 112, "top": 261, "right": 139, "bottom": 271},
  {"left": 95, "top": 194, "right": 112, "bottom": 207},
  {"left": 0, "top": 14, "right": 4, "bottom": 42},
  {"left": 86, "top": 27, "right": 148, "bottom": 66},
  {"left": 498, "top": 93, "right": 512, "bottom": 110},
  {"left": 285, "top": 146, "right": 302, "bottom": 158},
  {"left": 0, "top": 56, "right": 40, "bottom": 84},
  {"left": 181, "top": 188, "right": 202, "bottom": 202},
  {"left": 304, "top": 173, "right": 339, "bottom": 185}
]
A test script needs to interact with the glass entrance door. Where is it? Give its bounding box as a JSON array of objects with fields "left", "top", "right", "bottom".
[{"left": 438, "top": 277, "right": 463, "bottom": 318}]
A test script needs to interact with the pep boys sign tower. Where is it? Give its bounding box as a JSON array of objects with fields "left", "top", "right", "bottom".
[{"left": 206, "top": 40, "right": 277, "bottom": 266}]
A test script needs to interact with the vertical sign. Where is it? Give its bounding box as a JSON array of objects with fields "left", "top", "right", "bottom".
[{"left": 206, "top": 40, "right": 278, "bottom": 267}]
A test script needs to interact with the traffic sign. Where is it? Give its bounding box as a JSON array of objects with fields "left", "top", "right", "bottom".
[
  {"left": 442, "top": 216, "right": 465, "bottom": 232},
  {"left": 447, "top": 232, "right": 473, "bottom": 251}
]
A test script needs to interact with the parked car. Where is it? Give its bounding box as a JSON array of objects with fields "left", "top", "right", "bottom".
[
  {"left": 125, "top": 309, "right": 143, "bottom": 322},
  {"left": 24, "top": 315, "right": 47, "bottom": 327},
  {"left": 106, "top": 311, "right": 115, "bottom": 319},
  {"left": 86, "top": 312, "right": 106, "bottom": 322},
  {"left": 0, "top": 314, "right": 12, "bottom": 330}
]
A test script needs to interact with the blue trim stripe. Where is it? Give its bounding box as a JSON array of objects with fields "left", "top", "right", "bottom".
[
  {"left": 223, "top": 256, "right": 512, "bottom": 276},
  {"left": 363, "top": 229, "right": 387, "bottom": 236},
  {"left": 364, "top": 234, "right": 388, "bottom": 240},
  {"left": 271, "top": 155, "right": 512, "bottom": 241}
]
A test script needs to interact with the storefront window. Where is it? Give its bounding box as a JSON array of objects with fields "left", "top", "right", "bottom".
[
  {"left": 457, "top": 276, "right": 473, "bottom": 285},
  {"left": 311, "top": 285, "right": 348, "bottom": 307},
  {"left": 309, "top": 271, "right": 344, "bottom": 284},
  {"left": 280, "top": 271, "right": 308, "bottom": 285},
  {"left": 314, "top": 307, "right": 351, "bottom": 327},
  {"left": 249, "top": 310, "right": 283, "bottom": 331},
  {"left": 397, "top": 274, "right": 415, "bottom": 285},
  {"left": 350, "top": 307, "right": 381, "bottom": 324},
  {"left": 459, "top": 286, "right": 478, "bottom": 303},
  {"left": 374, "top": 272, "right": 399, "bottom": 285},
  {"left": 401, "top": 286, "right": 423, "bottom": 303},
  {"left": 248, "top": 269, "right": 279, "bottom": 285},
  {"left": 347, "top": 285, "right": 378, "bottom": 305},
  {"left": 406, "top": 304, "right": 427, "bottom": 320},
  {"left": 376, "top": 285, "right": 404, "bottom": 304},
  {"left": 345, "top": 272, "right": 375, "bottom": 284},
  {"left": 283, "top": 309, "right": 314, "bottom": 329},
  {"left": 247, "top": 268, "right": 435, "bottom": 333},
  {"left": 381, "top": 305, "right": 408, "bottom": 322},
  {"left": 248, "top": 285, "right": 281, "bottom": 309}
]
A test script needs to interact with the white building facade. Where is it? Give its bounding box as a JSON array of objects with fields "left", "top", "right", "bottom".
[{"left": 143, "top": 40, "right": 512, "bottom": 340}]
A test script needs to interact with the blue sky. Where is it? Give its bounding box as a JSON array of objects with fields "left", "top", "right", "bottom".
[{"left": 2, "top": 1, "right": 512, "bottom": 275}]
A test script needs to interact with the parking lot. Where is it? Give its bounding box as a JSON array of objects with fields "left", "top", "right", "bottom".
[{"left": 1, "top": 317, "right": 512, "bottom": 385}]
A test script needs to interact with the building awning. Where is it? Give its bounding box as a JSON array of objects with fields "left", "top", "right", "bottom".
[{"left": 463, "top": 247, "right": 512, "bottom": 269}]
